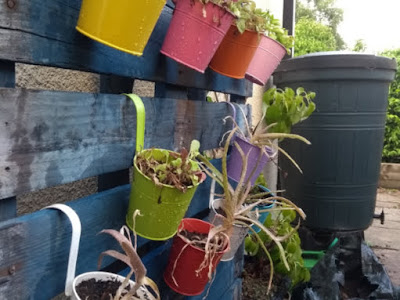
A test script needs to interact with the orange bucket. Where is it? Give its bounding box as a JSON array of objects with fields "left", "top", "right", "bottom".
[{"left": 209, "top": 25, "right": 260, "bottom": 79}]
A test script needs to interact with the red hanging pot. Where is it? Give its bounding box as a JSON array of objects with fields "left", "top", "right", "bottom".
[{"left": 163, "top": 218, "right": 230, "bottom": 296}]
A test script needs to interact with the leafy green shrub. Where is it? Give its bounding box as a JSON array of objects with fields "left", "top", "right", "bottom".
[
  {"left": 382, "top": 97, "right": 400, "bottom": 163},
  {"left": 381, "top": 49, "right": 400, "bottom": 163}
]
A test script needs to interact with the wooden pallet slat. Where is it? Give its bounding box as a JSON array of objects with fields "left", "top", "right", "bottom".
[
  {"left": 0, "top": 170, "right": 216, "bottom": 300},
  {"left": 0, "top": 88, "right": 249, "bottom": 199},
  {"left": 0, "top": 0, "right": 252, "bottom": 96}
]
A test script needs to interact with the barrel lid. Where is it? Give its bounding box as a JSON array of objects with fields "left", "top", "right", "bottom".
[{"left": 275, "top": 51, "right": 397, "bottom": 72}]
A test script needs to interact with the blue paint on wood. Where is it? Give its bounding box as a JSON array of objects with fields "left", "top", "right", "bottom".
[
  {"left": 97, "top": 75, "right": 134, "bottom": 192},
  {"left": 0, "top": 61, "right": 16, "bottom": 220},
  {"left": 0, "top": 167, "right": 229, "bottom": 300},
  {"left": 0, "top": 89, "right": 249, "bottom": 198},
  {"left": 0, "top": 197, "right": 17, "bottom": 222},
  {"left": 0, "top": 1, "right": 252, "bottom": 96},
  {"left": 0, "top": 61, "right": 15, "bottom": 88}
]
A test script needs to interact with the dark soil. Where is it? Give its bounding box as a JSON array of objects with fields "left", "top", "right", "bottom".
[
  {"left": 76, "top": 278, "right": 132, "bottom": 300},
  {"left": 180, "top": 229, "right": 226, "bottom": 252},
  {"left": 242, "top": 256, "right": 291, "bottom": 300}
]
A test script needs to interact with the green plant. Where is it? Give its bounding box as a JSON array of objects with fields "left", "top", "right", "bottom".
[
  {"left": 382, "top": 97, "right": 400, "bottom": 163},
  {"left": 135, "top": 141, "right": 204, "bottom": 191},
  {"left": 231, "top": 1, "right": 293, "bottom": 52},
  {"left": 197, "top": 127, "right": 306, "bottom": 291},
  {"left": 263, "top": 87, "right": 316, "bottom": 134},
  {"left": 245, "top": 210, "right": 310, "bottom": 288},
  {"left": 381, "top": 49, "right": 400, "bottom": 163}
]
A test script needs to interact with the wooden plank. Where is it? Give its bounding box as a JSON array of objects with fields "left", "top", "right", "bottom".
[
  {"left": 0, "top": 170, "right": 220, "bottom": 300},
  {"left": 0, "top": 88, "right": 249, "bottom": 199},
  {"left": 0, "top": 60, "right": 15, "bottom": 88},
  {"left": 0, "top": 60, "right": 16, "bottom": 220},
  {"left": 0, "top": 0, "right": 252, "bottom": 96},
  {"left": 97, "top": 75, "right": 134, "bottom": 192}
]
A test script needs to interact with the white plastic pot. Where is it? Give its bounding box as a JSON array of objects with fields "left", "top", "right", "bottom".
[{"left": 44, "top": 204, "right": 157, "bottom": 300}]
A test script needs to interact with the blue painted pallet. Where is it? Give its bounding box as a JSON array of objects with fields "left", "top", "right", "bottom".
[
  {"left": 0, "top": 88, "right": 250, "bottom": 199},
  {"left": 0, "top": 160, "right": 244, "bottom": 299},
  {"left": 0, "top": 0, "right": 252, "bottom": 96}
]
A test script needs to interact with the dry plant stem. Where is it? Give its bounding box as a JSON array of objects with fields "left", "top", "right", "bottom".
[
  {"left": 237, "top": 196, "right": 306, "bottom": 219},
  {"left": 252, "top": 133, "right": 311, "bottom": 145},
  {"left": 236, "top": 220, "right": 274, "bottom": 292}
]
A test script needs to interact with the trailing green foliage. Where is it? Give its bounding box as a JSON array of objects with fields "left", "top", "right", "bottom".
[
  {"left": 244, "top": 210, "right": 310, "bottom": 288},
  {"left": 380, "top": 49, "right": 400, "bottom": 162},
  {"left": 263, "top": 87, "right": 316, "bottom": 134}
]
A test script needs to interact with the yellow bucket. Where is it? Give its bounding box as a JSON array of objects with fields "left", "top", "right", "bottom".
[{"left": 76, "top": 0, "right": 166, "bottom": 56}]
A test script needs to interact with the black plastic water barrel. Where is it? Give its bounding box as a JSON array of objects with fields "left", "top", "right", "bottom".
[{"left": 274, "top": 52, "right": 397, "bottom": 231}]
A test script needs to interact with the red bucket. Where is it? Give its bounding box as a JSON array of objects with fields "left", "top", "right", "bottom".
[
  {"left": 163, "top": 218, "right": 229, "bottom": 296},
  {"left": 161, "top": 0, "right": 235, "bottom": 73}
]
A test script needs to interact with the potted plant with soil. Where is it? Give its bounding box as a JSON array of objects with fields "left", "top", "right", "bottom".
[
  {"left": 208, "top": 0, "right": 267, "bottom": 79},
  {"left": 74, "top": 212, "right": 160, "bottom": 300},
  {"left": 126, "top": 140, "right": 206, "bottom": 241},
  {"left": 245, "top": 11, "right": 294, "bottom": 86},
  {"left": 44, "top": 204, "right": 159, "bottom": 300},
  {"left": 163, "top": 218, "right": 230, "bottom": 296},
  {"left": 197, "top": 128, "right": 306, "bottom": 264},
  {"left": 161, "top": 0, "right": 238, "bottom": 73},
  {"left": 76, "top": 0, "right": 166, "bottom": 56}
]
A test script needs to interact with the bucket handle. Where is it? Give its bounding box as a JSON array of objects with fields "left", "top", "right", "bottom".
[
  {"left": 124, "top": 94, "right": 146, "bottom": 154},
  {"left": 42, "top": 204, "right": 82, "bottom": 297}
]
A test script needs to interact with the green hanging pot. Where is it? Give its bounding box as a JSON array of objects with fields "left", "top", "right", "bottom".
[{"left": 126, "top": 148, "right": 205, "bottom": 241}]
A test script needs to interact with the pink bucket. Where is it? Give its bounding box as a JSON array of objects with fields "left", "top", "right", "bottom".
[
  {"left": 160, "top": 0, "right": 235, "bottom": 73},
  {"left": 245, "top": 35, "right": 287, "bottom": 86}
]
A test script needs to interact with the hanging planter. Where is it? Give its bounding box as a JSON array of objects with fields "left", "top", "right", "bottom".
[
  {"left": 126, "top": 148, "right": 205, "bottom": 240},
  {"left": 124, "top": 94, "right": 205, "bottom": 240},
  {"left": 245, "top": 35, "right": 287, "bottom": 86},
  {"left": 76, "top": 0, "right": 166, "bottom": 56},
  {"left": 163, "top": 218, "right": 230, "bottom": 295},
  {"left": 160, "top": 0, "right": 235, "bottom": 73},
  {"left": 44, "top": 204, "right": 160, "bottom": 300},
  {"left": 209, "top": 25, "right": 260, "bottom": 79},
  {"left": 227, "top": 135, "right": 275, "bottom": 186}
]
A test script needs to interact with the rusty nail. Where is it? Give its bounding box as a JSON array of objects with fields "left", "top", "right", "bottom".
[
  {"left": 7, "top": 0, "right": 16, "bottom": 9},
  {"left": 8, "top": 265, "right": 15, "bottom": 275}
]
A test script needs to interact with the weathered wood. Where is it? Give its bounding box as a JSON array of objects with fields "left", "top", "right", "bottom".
[
  {"left": 0, "top": 88, "right": 249, "bottom": 199},
  {"left": 0, "top": 60, "right": 15, "bottom": 88},
  {"left": 0, "top": 0, "right": 252, "bottom": 96},
  {"left": 97, "top": 75, "right": 134, "bottom": 192},
  {"left": 155, "top": 83, "right": 189, "bottom": 99},
  {"left": 0, "top": 197, "right": 16, "bottom": 221},
  {"left": 0, "top": 169, "right": 216, "bottom": 300},
  {"left": 0, "top": 60, "right": 16, "bottom": 219}
]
